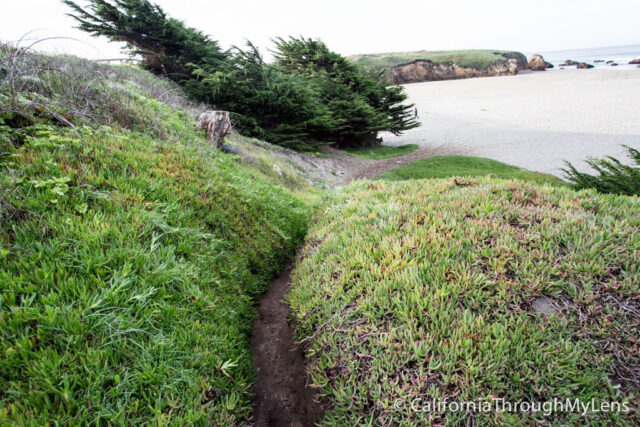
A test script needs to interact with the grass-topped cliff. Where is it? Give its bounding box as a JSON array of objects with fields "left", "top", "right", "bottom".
[
  {"left": 0, "top": 46, "right": 315, "bottom": 424},
  {"left": 349, "top": 49, "right": 527, "bottom": 73},
  {"left": 289, "top": 178, "right": 639, "bottom": 425}
]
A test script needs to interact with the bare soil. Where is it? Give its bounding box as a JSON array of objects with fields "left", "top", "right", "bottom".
[
  {"left": 276, "top": 144, "right": 459, "bottom": 186},
  {"left": 322, "top": 145, "right": 459, "bottom": 182},
  {"left": 251, "top": 263, "right": 325, "bottom": 426}
]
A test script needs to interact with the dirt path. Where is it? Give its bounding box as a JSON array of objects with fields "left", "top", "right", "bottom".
[
  {"left": 323, "top": 144, "right": 463, "bottom": 182},
  {"left": 276, "top": 144, "right": 461, "bottom": 185},
  {"left": 250, "top": 145, "right": 451, "bottom": 426},
  {"left": 251, "top": 263, "right": 325, "bottom": 426}
]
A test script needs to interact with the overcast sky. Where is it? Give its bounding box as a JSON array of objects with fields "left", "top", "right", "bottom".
[{"left": 1, "top": 0, "right": 638, "bottom": 60}]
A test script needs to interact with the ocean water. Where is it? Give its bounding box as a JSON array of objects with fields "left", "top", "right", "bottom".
[{"left": 529, "top": 44, "right": 640, "bottom": 70}]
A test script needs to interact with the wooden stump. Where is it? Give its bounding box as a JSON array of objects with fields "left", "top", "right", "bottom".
[{"left": 196, "top": 110, "right": 231, "bottom": 148}]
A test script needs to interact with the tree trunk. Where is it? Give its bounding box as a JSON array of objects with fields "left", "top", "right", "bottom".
[{"left": 196, "top": 110, "right": 231, "bottom": 148}]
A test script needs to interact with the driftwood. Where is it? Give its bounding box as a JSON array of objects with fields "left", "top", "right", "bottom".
[{"left": 196, "top": 110, "right": 231, "bottom": 148}]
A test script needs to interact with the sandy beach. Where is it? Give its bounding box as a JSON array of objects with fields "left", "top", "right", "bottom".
[{"left": 382, "top": 69, "right": 640, "bottom": 177}]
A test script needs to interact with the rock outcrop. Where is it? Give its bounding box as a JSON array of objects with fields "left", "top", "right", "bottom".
[
  {"left": 528, "top": 54, "right": 553, "bottom": 71},
  {"left": 629, "top": 58, "right": 640, "bottom": 64},
  {"left": 387, "top": 53, "right": 527, "bottom": 84},
  {"left": 561, "top": 60, "right": 594, "bottom": 69},
  {"left": 220, "top": 143, "right": 242, "bottom": 155}
]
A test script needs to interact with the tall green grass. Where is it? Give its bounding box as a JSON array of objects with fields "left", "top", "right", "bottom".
[
  {"left": 289, "top": 178, "right": 639, "bottom": 425},
  {"left": 378, "top": 155, "right": 565, "bottom": 186},
  {"left": 0, "top": 54, "right": 311, "bottom": 423}
]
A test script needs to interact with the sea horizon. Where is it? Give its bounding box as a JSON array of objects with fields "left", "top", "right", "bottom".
[{"left": 528, "top": 43, "right": 640, "bottom": 69}]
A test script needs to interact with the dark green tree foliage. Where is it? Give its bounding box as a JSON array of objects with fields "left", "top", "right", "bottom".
[
  {"left": 63, "top": 1, "right": 418, "bottom": 149},
  {"left": 190, "top": 44, "right": 337, "bottom": 149},
  {"left": 563, "top": 145, "right": 640, "bottom": 196},
  {"left": 273, "top": 37, "right": 419, "bottom": 146},
  {"left": 62, "top": 0, "right": 228, "bottom": 80}
]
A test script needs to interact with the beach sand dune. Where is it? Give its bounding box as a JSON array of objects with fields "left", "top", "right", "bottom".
[{"left": 382, "top": 70, "right": 640, "bottom": 177}]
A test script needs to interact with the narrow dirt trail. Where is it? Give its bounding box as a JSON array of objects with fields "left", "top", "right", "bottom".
[
  {"left": 323, "top": 144, "right": 463, "bottom": 182},
  {"left": 273, "top": 143, "right": 461, "bottom": 186},
  {"left": 251, "top": 263, "right": 324, "bottom": 426},
  {"left": 250, "top": 147, "right": 449, "bottom": 426}
]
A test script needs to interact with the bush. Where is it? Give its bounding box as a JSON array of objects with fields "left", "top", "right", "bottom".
[{"left": 563, "top": 145, "right": 640, "bottom": 196}]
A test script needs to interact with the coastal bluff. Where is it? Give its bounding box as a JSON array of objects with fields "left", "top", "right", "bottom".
[{"left": 349, "top": 50, "right": 528, "bottom": 84}]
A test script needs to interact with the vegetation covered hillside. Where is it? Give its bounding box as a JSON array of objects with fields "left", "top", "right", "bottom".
[
  {"left": 0, "top": 47, "right": 312, "bottom": 423},
  {"left": 349, "top": 49, "right": 527, "bottom": 73},
  {"left": 289, "top": 178, "right": 639, "bottom": 425}
]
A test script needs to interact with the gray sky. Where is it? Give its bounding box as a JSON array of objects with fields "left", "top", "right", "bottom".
[{"left": 1, "top": 0, "right": 638, "bottom": 60}]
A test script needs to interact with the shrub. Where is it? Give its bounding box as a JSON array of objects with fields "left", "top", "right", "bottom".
[{"left": 563, "top": 146, "right": 640, "bottom": 196}]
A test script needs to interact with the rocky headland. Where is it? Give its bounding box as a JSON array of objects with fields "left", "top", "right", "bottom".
[
  {"left": 387, "top": 56, "right": 524, "bottom": 83},
  {"left": 383, "top": 52, "right": 528, "bottom": 83},
  {"left": 349, "top": 50, "right": 529, "bottom": 84}
]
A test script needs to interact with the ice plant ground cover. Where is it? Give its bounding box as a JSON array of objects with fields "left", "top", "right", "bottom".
[
  {"left": 0, "top": 54, "right": 312, "bottom": 423},
  {"left": 289, "top": 178, "right": 640, "bottom": 425}
]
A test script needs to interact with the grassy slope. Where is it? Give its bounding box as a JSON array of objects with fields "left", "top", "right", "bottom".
[
  {"left": 349, "top": 50, "right": 524, "bottom": 72},
  {"left": 343, "top": 144, "right": 418, "bottom": 160},
  {"left": 379, "top": 155, "right": 565, "bottom": 186},
  {"left": 289, "top": 178, "right": 639, "bottom": 425},
  {"left": 0, "top": 63, "right": 313, "bottom": 423}
]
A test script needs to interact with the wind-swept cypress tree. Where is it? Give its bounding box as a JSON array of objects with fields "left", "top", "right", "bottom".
[
  {"left": 273, "top": 36, "right": 419, "bottom": 146},
  {"left": 190, "top": 43, "right": 337, "bottom": 149},
  {"left": 62, "top": 0, "right": 228, "bottom": 81},
  {"left": 63, "top": 1, "right": 418, "bottom": 149}
]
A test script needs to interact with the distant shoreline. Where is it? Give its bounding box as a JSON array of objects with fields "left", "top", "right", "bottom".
[
  {"left": 531, "top": 43, "right": 640, "bottom": 67},
  {"left": 381, "top": 69, "right": 640, "bottom": 177},
  {"left": 349, "top": 46, "right": 639, "bottom": 84}
]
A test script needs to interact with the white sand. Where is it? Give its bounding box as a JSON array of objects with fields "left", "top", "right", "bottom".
[{"left": 381, "top": 69, "right": 640, "bottom": 177}]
